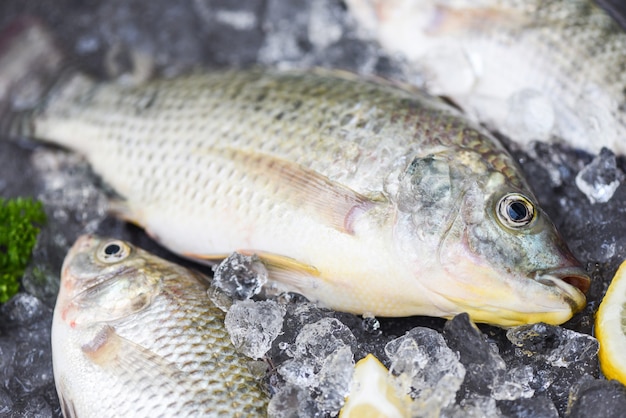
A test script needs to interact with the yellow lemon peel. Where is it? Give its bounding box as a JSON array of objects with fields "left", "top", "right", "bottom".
[{"left": 596, "top": 260, "right": 626, "bottom": 385}]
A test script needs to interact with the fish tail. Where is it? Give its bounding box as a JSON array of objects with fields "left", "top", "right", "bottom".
[{"left": 0, "top": 17, "right": 74, "bottom": 139}]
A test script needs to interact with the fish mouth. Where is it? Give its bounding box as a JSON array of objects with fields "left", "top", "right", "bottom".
[{"left": 535, "top": 266, "right": 590, "bottom": 312}]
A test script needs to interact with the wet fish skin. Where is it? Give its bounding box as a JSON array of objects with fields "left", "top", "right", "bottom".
[
  {"left": 345, "top": 0, "right": 626, "bottom": 154},
  {"left": 51, "top": 235, "right": 268, "bottom": 418},
  {"left": 3, "top": 21, "right": 590, "bottom": 326},
  {"left": 31, "top": 67, "right": 589, "bottom": 327}
]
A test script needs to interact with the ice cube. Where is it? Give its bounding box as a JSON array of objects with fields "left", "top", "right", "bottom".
[
  {"left": 275, "top": 317, "right": 357, "bottom": 413},
  {"left": 385, "top": 327, "right": 466, "bottom": 415},
  {"left": 361, "top": 315, "right": 381, "bottom": 335},
  {"left": 224, "top": 299, "right": 285, "bottom": 359},
  {"left": 491, "top": 365, "right": 535, "bottom": 401},
  {"left": 313, "top": 345, "right": 354, "bottom": 414},
  {"left": 291, "top": 317, "right": 357, "bottom": 362},
  {"left": 505, "top": 323, "right": 599, "bottom": 415},
  {"left": 212, "top": 252, "right": 268, "bottom": 300},
  {"left": 267, "top": 384, "right": 319, "bottom": 418},
  {"left": 575, "top": 147, "right": 624, "bottom": 204},
  {"left": 506, "top": 324, "right": 599, "bottom": 372},
  {"left": 278, "top": 358, "right": 318, "bottom": 388}
]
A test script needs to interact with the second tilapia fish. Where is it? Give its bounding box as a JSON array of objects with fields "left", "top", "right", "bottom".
[
  {"left": 52, "top": 235, "right": 268, "bottom": 417},
  {"left": 345, "top": 0, "right": 626, "bottom": 154},
  {"left": 4, "top": 20, "right": 589, "bottom": 326}
]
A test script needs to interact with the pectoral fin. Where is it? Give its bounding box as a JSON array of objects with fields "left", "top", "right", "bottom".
[
  {"left": 82, "top": 325, "right": 183, "bottom": 385},
  {"left": 209, "top": 146, "right": 386, "bottom": 234}
]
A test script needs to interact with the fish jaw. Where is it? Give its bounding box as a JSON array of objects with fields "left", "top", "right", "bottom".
[{"left": 429, "top": 242, "right": 588, "bottom": 327}]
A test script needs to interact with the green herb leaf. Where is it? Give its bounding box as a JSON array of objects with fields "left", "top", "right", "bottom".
[{"left": 0, "top": 197, "right": 46, "bottom": 303}]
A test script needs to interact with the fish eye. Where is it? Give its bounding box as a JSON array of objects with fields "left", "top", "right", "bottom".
[
  {"left": 496, "top": 193, "right": 536, "bottom": 229},
  {"left": 97, "top": 240, "right": 132, "bottom": 263}
]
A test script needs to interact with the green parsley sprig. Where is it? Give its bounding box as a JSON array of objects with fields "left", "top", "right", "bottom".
[{"left": 0, "top": 197, "right": 46, "bottom": 303}]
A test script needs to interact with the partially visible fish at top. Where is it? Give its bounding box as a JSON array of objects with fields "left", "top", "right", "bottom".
[
  {"left": 52, "top": 235, "right": 269, "bottom": 418},
  {"left": 2, "top": 19, "right": 590, "bottom": 327},
  {"left": 345, "top": 0, "right": 626, "bottom": 154}
]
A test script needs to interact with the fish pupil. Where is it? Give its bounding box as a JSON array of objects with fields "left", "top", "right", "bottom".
[
  {"left": 508, "top": 202, "right": 528, "bottom": 222},
  {"left": 104, "top": 244, "right": 121, "bottom": 255}
]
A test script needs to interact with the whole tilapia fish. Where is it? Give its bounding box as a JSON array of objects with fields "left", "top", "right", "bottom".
[
  {"left": 4, "top": 20, "right": 589, "bottom": 326},
  {"left": 51, "top": 235, "right": 268, "bottom": 417},
  {"left": 346, "top": 0, "right": 626, "bottom": 154}
]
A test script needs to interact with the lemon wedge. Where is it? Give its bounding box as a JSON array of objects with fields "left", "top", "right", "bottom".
[
  {"left": 339, "top": 354, "right": 411, "bottom": 418},
  {"left": 596, "top": 260, "right": 626, "bottom": 385}
]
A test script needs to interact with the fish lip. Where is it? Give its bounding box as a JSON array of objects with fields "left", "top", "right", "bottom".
[{"left": 535, "top": 266, "right": 590, "bottom": 312}]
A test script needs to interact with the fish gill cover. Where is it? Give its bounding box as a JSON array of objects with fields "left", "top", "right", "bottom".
[{"left": 1, "top": 0, "right": 626, "bottom": 417}]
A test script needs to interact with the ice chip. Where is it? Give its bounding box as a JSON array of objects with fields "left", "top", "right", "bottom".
[
  {"left": 575, "top": 147, "right": 624, "bottom": 204},
  {"left": 313, "top": 345, "right": 354, "bottom": 414},
  {"left": 279, "top": 358, "right": 318, "bottom": 388},
  {"left": 276, "top": 317, "right": 357, "bottom": 408},
  {"left": 505, "top": 323, "right": 599, "bottom": 415},
  {"left": 224, "top": 299, "right": 285, "bottom": 359},
  {"left": 362, "top": 315, "right": 381, "bottom": 335},
  {"left": 506, "top": 323, "right": 599, "bottom": 370},
  {"left": 385, "top": 327, "right": 465, "bottom": 415},
  {"left": 207, "top": 285, "right": 234, "bottom": 312},
  {"left": 292, "top": 317, "right": 357, "bottom": 362},
  {"left": 212, "top": 252, "right": 268, "bottom": 300},
  {"left": 267, "top": 384, "right": 319, "bottom": 418},
  {"left": 492, "top": 365, "right": 535, "bottom": 401}
]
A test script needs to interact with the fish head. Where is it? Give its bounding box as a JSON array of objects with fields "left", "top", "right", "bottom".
[
  {"left": 432, "top": 174, "right": 589, "bottom": 326},
  {"left": 56, "top": 235, "right": 161, "bottom": 328}
]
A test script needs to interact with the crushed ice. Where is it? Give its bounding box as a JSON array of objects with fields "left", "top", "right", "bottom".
[
  {"left": 212, "top": 252, "right": 268, "bottom": 300},
  {"left": 575, "top": 147, "right": 625, "bottom": 204}
]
